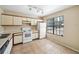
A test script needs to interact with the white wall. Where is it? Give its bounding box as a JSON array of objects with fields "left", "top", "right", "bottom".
[{"left": 44, "top": 6, "right": 79, "bottom": 52}]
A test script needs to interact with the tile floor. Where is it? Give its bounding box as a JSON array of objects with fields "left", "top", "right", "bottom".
[{"left": 11, "top": 39, "right": 77, "bottom": 54}]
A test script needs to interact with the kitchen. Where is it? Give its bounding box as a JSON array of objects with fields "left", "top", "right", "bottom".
[
  {"left": 0, "top": 5, "right": 79, "bottom": 54},
  {"left": 0, "top": 6, "right": 47, "bottom": 54}
]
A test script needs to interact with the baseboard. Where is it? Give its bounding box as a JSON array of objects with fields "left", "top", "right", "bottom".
[
  {"left": 48, "top": 39, "right": 79, "bottom": 53},
  {"left": 13, "top": 42, "right": 23, "bottom": 46}
]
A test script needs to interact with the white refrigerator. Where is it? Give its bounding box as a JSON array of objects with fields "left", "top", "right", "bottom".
[{"left": 38, "top": 22, "right": 47, "bottom": 39}]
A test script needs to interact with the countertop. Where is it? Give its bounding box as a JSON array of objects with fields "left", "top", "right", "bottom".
[
  {"left": 0, "top": 30, "right": 38, "bottom": 48},
  {"left": 0, "top": 30, "right": 38, "bottom": 47},
  {"left": 0, "top": 33, "right": 12, "bottom": 49},
  {"left": 12, "top": 29, "right": 38, "bottom": 35}
]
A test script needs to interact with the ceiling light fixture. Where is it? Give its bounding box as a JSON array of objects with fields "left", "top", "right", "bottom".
[
  {"left": 28, "top": 5, "right": 44, "bottom": 14},
  {"left": 29, "top": 8, "right": 32, "bottom": 11}
]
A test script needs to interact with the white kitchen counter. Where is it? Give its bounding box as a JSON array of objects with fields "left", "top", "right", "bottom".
[{"left": 0, "top": 34, "right": 12, "bottom": 49}]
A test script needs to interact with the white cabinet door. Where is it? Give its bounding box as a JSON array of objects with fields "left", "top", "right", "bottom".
[
  {"left": 32, "top": 33, "right": 36, "bottom": 39},
  {"left": 13, "top": 17, "right": 22, "bottom": 25},
  {"left": 1, "top": 15, "right": 13, "bottom": 25},
  {"left": 14, "top": 35, "right": 22, "bottom": 44},
  {"left": 1, "top": 15, "right": 23, "bottom": 25},
  {"left": 32, "top": 33, "right": 38, "bottom": 40},
  {"left": 4, "top": 39, "right": 13, "bottom": 54},
  {"left": 35, "top": 33, "right": 38, "bottom": 38},
  {"left": 31, "top": 19, "right": 37, "bottom": 25}
]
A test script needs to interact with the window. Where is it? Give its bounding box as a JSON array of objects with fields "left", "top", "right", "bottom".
[
  {"left": 59, "top": 16, "right": 64, "bottom": 36},
  {"left": 47, "top": 18, "right": 53, "bottom": 34},
  {"left": 47, "top": 16, "right": 64, "bottom": 36}
]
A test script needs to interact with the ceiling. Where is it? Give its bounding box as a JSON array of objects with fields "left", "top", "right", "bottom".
[{"left": 0, "top": 5, "right": 74, "bottom": 18}]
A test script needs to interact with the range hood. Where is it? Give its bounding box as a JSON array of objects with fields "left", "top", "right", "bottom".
[{"left": 22, "top": 20, "right": 31, "bottom": 24}]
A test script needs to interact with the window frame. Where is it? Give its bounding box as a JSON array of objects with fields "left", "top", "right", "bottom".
[{"left": 47, "top": 16, "right": 64, "bottom": 37}]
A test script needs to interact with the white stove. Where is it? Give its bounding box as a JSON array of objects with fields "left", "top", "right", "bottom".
[{"left": 22, "top": 27, "right": 32, "bottom": 43}]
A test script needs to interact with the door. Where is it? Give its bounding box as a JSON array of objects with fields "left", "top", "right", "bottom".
[{"left": 38, "top": 22, "right": 47, "bottom": 39}]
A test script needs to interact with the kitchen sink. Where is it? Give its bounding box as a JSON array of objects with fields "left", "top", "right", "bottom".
[{"left": 0, "top": 34, "right": 10, "bottom": 39}]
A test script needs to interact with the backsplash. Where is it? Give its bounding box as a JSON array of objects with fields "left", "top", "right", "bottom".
[
  {"left": 3, "top": 26, "right": 22, "bottom": 33},
  {"left": 0, "top": 24, "right": 37, "bottom": 33}
]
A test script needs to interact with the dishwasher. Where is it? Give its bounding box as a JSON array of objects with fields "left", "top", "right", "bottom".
[{"left": 13, "top": 32, "right": 22, "bottom": 45}]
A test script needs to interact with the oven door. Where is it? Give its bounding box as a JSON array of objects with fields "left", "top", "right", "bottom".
[{"left": 22, "top": 30, "right": 32, "bottom": 43}]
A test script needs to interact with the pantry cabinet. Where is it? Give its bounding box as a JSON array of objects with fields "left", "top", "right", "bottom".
[{"left": 1, "top": 15, "right": 13, "bottom": 25}]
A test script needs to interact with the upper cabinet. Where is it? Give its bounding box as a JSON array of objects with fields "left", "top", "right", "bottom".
[
  {"left": 1, "top": 15, "right": 23, "bottom": 25},
  {"left": 1, "top": 15, "right": 13, "bottom": 25},
  {"left": 1, "top": 14, "right": 42, "bottom": 26},
  {"left": 31, "top": 19, "right": 37, "bottom": 25},
  {"left": 13, "top": 16, "right": 22, "bottom": 25},
  {"left": 22, "top": 18, "right": 31, "bottom": 24}
]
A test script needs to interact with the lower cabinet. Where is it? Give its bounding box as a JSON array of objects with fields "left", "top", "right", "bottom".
[
  {"left": 32, "top": 33, "right": 36, "bottom": 39},
  {"left": 4, "top": 39, "right": 13, "bottom": 54},
  {"left": 35, "top": 33, "right": 38, "bottom": 39},
  {"left": 32, "top": 32, "right": 38, "bottom": 40}
]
